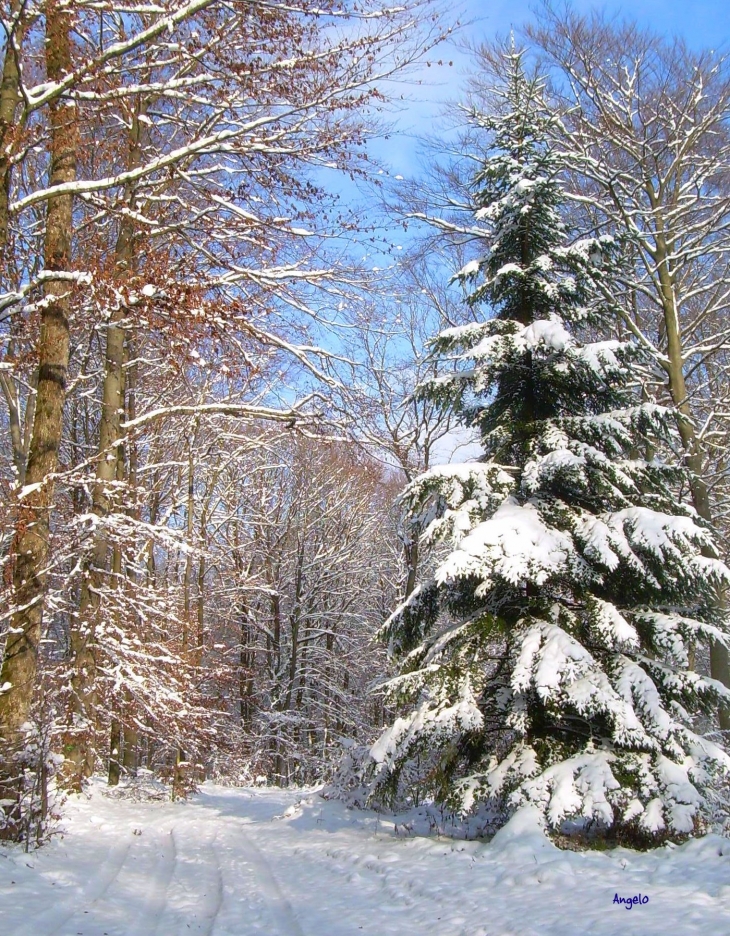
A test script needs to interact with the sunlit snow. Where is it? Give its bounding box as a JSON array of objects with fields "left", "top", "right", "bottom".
[{"left": 2, "top": 783, "right": 729, "bottom": 936}]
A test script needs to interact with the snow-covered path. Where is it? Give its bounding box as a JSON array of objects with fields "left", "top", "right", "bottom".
[{"left": 2, "top": 783, "right": 730, "bottom": 936}]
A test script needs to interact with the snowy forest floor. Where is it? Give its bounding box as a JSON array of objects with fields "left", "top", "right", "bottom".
[{"left": 2, "top": 782, "right": 730, "bottom": 936}]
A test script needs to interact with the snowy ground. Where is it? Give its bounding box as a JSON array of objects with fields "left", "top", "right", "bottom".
[{"left": 2, "top": 782, "right": 730, "bottom": 936}]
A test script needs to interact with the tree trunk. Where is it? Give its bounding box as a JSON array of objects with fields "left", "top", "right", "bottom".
[
  {"left": 652, "top": 230, "right": 730, "bottom": 731},
  {"left": 68, "top": 104, "right": 147, "bottom": 787},
  {"left": 0, "top": 337, "right": 28, "bottom": 483},
  {"left": 0, "top": 0, "right": 78, "bottom": 837},
  {"left": 403, "top": 536, "right": 419, "bottom": 600},
  {"left": 0, "top": 0, "right": 23, "bottom": 259},
  {"left": 108, "top": 716, "right": 122, "bottom": 787},
  {"left": 108, "top": 691, "right": 138, "bottom": 787}
]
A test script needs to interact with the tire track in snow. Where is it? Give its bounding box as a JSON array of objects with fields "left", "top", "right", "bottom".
[
  {"left": 170, "top": 822, "right": 224, "bottom": 936},
  {"left": 198, "top": 833, "right": 224, "bottom": 936},
  {"left": 231, "top": 822, "right": 306, "bottom": 936},
  {"left": 9, "top": 836, "right": 132, "bottom": 936},
  {"left": 129, "top": 826, "right": 178, "bottom": 936}
]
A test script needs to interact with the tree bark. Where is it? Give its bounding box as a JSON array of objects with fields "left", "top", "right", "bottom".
[
  {"left": 68, "top": 102, "right": 147, "bottom": 787},
  {"left": 0, "top": 0, "right": 23, "bottom": 259},
  {"left": 0, "top": 0, "right": 78, "bottom": 836},
  {"left": 655, "top": 250, "right": 730, "bottom": 730}
]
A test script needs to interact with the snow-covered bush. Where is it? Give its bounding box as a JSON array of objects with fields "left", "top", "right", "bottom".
[
  {"left": 357, "top": 53, "right": 730, "bottom": 844},
  {"left": 0, "top": 701, "right": 64, "bottom": 848}
]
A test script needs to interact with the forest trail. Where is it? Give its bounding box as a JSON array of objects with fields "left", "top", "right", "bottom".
[{"left": 2, "top": 783, "right": 730, "bottom": 936}]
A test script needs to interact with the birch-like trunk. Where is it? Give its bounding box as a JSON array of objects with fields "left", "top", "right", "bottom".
[{"left": 652, "top": 232, "right": 730, "bottom": 730}]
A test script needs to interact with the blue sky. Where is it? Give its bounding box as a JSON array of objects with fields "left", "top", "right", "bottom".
[
  {"left": 349, "top": 0, "right": 729, "bottom": 462},
  {"left": 320, "top": 0, "right": 729, "bottom": 283},
  {"left": 462, "top": 0, "right": 728, "bottom": 52},
  {"left": 367, "top": 0, "right": 730, "bottom": 177}
]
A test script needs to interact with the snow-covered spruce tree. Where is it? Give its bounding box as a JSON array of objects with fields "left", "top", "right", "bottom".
[{"left": 365, "top": 54, "right": 730, "bottom": 842}]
